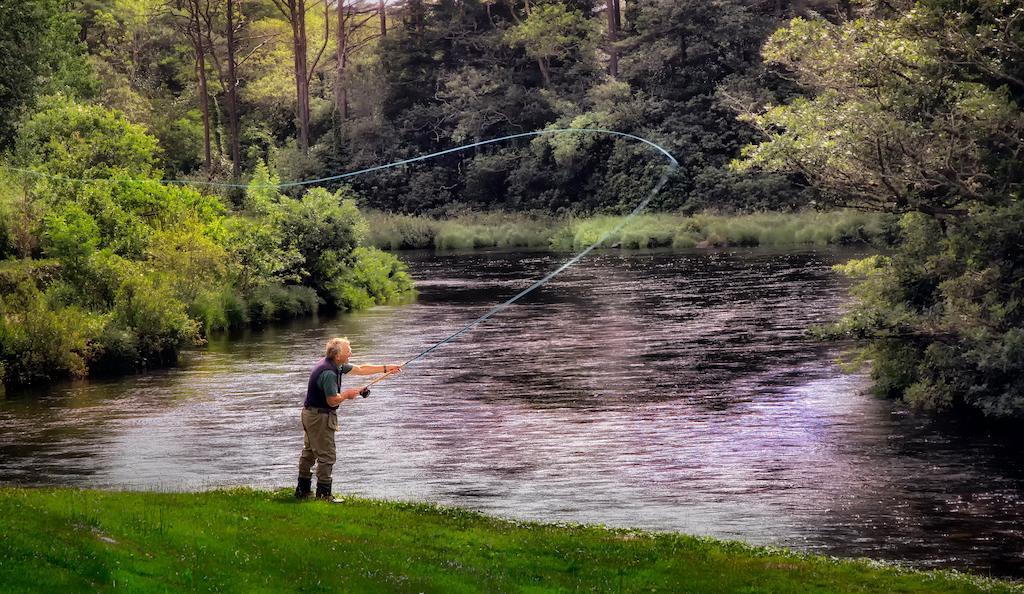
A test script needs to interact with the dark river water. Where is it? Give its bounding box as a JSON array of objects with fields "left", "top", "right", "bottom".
[{"left": 1, "top": 248, "right": 1022, "bottom": 577}]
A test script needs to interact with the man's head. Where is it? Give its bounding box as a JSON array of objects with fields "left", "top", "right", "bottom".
[{"left": 325, "top": 337, "right": 352, "bottom": 365}]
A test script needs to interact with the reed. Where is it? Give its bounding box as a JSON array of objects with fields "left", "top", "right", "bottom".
[{"left": 363, "top": 210, "right": 895, "bottom": 252}]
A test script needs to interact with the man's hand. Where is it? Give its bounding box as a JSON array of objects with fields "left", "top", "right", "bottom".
[{"left": 386, "top": 364, "right": 402, "bottom": 374}]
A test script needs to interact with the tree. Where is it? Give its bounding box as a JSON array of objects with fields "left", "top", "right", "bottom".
[
  {"left": 195, "top": 0, "right": 272, "bottom": 181},
  {"left": 733, "top": 3, "right": 1024, "bottom": 417},
  {"left": 174, "top": 0, "right": 215, "bottom": 171},
  {"left": 732, "top": 14, "right": 1023, "bottom": 217},
  {"left": 0, "top": 0, "right": 95, "bottom": 148},
  {"left": 224, "top": 0, "right": 242, "bottom": 179},
  {"left": 335, "top": 1, "right": 384, "bottom": 120},
  {"left": 605, "top": 0, "right": 621, "bottom": 77},
  {"left": 270, "top": 0, "right": 331, "bottom": 153},
  {"left": 505, "top": 3, "right": 597, "bottom": 87}
]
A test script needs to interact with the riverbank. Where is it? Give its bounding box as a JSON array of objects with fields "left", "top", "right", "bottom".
[
  {"left": 364, "top": 209, "right": 896, "bottom": 251},
  {"left": 0, "top": 488, "right": 1016, "bottom": 593}
]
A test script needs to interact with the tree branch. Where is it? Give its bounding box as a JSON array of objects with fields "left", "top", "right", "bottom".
[{"left": 307, "top": 0, "right": 332, "bottom": 83}]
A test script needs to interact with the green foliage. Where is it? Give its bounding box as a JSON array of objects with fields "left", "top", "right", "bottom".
[
  {"left": 732, "top": 12, "right": 1023, "bottom": 213},
  {"left": 0, "top": 278, "right": 100, "bottom": 384},
  {"left": 15, "top": 96, "right": 161, "bottom": 180},
  {"left": 189, "top": 287, "right": 249, "bottom": 334},
  {"left": 315, "top": 0, "right": 804, "bottom": 216},
  {"left": 243, "top": 160, "right": 282, "bottom": 215},
  {"left": 278, "top": 186, "right": 371, "bottom": 306},
  {"left": 327, "top": 247, "right": 415, "bottom": 310},
  {"left": 505, "top": 3, "right": 597, "bottom": 86},
  {"left": 223, "top": 216, "right": 303, "bottom": 294},
  {"left": 823, "top": 205, "right": 1024, "bottom": 417},
  {"left": 1, "top": 99, "right": 413, "bottom": 386},
  {"left": 111, "top": 271, "right": 200, "bottom": 366},
  {"left": 737, "top": 3, "right": 1024, "bottom": 417},
  {"left": 41, "top": 202, "right": 100, "bottom": 266},
  {"left": 0, "top": 0, "right": 96, "bottom": 149},
  {"left": 246, "top": 285, "right": 320, "bottom": 325}
]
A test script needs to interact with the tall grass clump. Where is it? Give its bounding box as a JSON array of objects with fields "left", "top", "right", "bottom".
[
  {"left": 435, "top": 212, "right": 556, "bottom": 250},
  {"left": 365, "top": 211, "right": 559, "bottom": 250},
  {"left": 363, "top": 212, "right": 439, "bottom": 250},
  {"left": 366, "top": 210, "right": 894, "bottom": 252},
  {"left": 551, "top": 210, "right": 895, "bottom": 251}
]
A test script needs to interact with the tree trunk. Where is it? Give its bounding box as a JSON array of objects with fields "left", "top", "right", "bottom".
[
  {"left": 379, "top": 0, "right": 386, "bottom": 37},
  {"left": 838, "top": 0, "right": 852, "bottom": 19},
  {"left": 538, "top": 58, "right": 551, "bottom": 87},
  {"left": 225, "top": 0, "right": 241, "bottom": 180},
  {"left": 607, "top": 0, "right": 619, "bottom": 78},
  {"left": 289, "top": 0, "right": 311, "bottom": 153},
  {"left": 192, "top": 5, "right": 212, "bottom": 171},
  {"left": 336, "top": 1, "right": 348, "bottom": 119},
  {"left": 212, "top": 93, "right": 224, "bottom": 156},
  {"left": 411, "top": 0, "right": 424, "bottom": 35}
]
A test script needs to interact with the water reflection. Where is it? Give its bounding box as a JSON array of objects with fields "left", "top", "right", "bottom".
[{"left": 1, "top": 248, "right": 1022, "bottom": 576}]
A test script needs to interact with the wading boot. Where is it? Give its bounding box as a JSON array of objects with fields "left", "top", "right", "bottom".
[
  {"left": 315, "top": 482, "right": 342, "bottom": 503},
  {"left": 295, "top": 476, "right": 312, "bottom": 499}
]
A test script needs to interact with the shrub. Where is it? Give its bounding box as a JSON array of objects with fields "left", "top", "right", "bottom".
[
  {"left": 0, "top": 280, "right": 100, "bottom": 384},
  {"left": 247, "top": 284, "right": 320, "bottom": 325},
  {"left": 112, "top": 272, "right": 200, "bottom": 366},
  {"left": 327, "top": 247, "right": 414, "bottom": 311}
]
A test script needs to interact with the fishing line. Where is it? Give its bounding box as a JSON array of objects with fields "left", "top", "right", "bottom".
[
  {"left": 1, "top": 128, "right": 677, "bottom": 189},
  {"left": 399, "top": 167, "right": 674, "bottom": 369},
  {"left": 2, "top": 128, "right": 679, "bottom": 376}
]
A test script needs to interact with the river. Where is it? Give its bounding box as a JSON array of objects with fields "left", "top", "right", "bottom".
[{"left": 1, "top": 248, "right": 1022, "bottom": 577}]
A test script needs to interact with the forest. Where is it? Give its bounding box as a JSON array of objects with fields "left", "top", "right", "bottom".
[{"left": 0, "top": 0, "right": 1021, "bottom": 419}]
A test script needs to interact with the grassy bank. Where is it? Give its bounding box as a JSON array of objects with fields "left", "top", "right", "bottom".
[
  {"left": 363, "top": 210, "right": 896, "bottom": 251},
  {"left": 0, "top": 488, "right": 1016, "bottom": 593}
]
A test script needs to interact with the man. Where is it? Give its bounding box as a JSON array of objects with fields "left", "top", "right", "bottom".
[{"left": 296, "top": 337, "right": 401, "bottom": 501}]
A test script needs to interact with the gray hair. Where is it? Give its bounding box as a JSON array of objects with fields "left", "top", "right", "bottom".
[{"left": 325, "top": 337, "right": 350, "bottom": 359}]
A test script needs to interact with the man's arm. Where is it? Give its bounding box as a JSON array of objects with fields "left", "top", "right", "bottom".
[
  {"left": 326, "top": 387, "right": 364, "bottom": 407},
  {"left": 349, "top": 364, "right": 402, "bottom": 376}
]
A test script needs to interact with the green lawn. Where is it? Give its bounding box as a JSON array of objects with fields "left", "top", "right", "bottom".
[{"left": 0, "top": 488, "right": 1017, "bottom": 593}]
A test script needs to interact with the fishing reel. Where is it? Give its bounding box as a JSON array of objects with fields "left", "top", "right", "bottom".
[{"left": 359, "top": 387, "right": 371, "bottom": 398}]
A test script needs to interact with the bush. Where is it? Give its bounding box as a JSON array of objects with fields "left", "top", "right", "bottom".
[
  {"left": 15, "top": 96, "right": 160, "bottom": 181},
  {"left": 0, "top": 114, "right": 417, "bottom": 385},
  {"left": 247, "top": 284, "right": 320, "bottom": 325},
  {"left": 41, "top": 201, "right": 100, "bottom": 266},
  {"left": 0, "top": 280, "right": 100, "bottom": 384},
  {"left": 112, "top": 272, "right": 200, "bottom": 366},
  {"left": 280, "top": 186, "right": 368, "bottom": 298},
  {"left": 327, "top": 247, "right": 414, "bottom": 311},
  {"left": 825, "top": 205, "right": 1024, "bottom": 418}
]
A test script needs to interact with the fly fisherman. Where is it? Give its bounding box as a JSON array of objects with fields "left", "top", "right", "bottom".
[{"left": 296, "top": 337, "right": 401, "bottom": 501}]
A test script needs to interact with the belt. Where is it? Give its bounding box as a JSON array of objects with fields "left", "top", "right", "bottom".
[{"left": 304, "top": 406, "right": 336, "bottom": 414}]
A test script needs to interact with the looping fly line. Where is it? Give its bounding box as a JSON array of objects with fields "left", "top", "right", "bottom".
[{"left": 3, "top": 128, "right": 679, "bottom": 370}]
